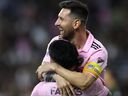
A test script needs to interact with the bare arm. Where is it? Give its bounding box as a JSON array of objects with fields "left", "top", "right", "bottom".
[
  {"left": 54, "top": 64, "right": 96, "bottom": 90},
  {"left": 37, "top": 50, "right": 106, "bottom": 90},
  {"left": 36, "top": 62, "right": 96, "bottom": 90}
]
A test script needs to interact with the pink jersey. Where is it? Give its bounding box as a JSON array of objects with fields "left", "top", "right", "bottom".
[
  {"left": 36, "top": 31, "right": 109, "bottom": 96},
  {"left": 31, "top": 82, "right": 88, "bottom": 96}
]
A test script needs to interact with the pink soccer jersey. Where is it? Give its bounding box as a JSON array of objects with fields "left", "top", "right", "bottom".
[
  {"left": 31, "top": 82, "right": 87, "bottom": 96},
  {"left": 40, "top": 31, "right": 110, "bottom": 96}
]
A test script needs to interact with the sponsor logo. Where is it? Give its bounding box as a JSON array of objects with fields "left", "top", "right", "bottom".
[{"left": 97, "top": 57, "right": 104, "bottom": 64}]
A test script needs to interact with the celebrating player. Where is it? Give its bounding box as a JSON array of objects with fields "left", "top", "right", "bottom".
[{"left": 36, "top": 0, "right": 111, "bottom": 96}]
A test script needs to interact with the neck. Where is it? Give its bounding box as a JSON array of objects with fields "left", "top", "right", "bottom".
[{"left": 71, "top": 28, "right": 88, "bottom": 49}]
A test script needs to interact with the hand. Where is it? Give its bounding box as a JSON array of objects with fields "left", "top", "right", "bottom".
[
  {"left": 53, "top": 74, "right": 75, "bottom": 96},
  {"left": 36, "top": 62, "right": 58, "bottom": 80}
]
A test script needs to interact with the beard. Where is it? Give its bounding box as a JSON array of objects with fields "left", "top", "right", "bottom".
[{"left": 62, "top": 30, "right": 75, "bottom": 41}]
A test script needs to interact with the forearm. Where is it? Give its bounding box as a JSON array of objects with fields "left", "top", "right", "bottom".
[{"left": 55, "top": 65, "right": 96, "bottom": 90}]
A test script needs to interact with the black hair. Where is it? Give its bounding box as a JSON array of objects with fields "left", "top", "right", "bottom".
[
  {"left": 59, "top": 0, "right": 89, "bottom": 24},
  {"left": 49, "top": 40, "right": 83, "bottom": 69},
  {"left": 44, "top": 40, "right": 83, "bottom": 82}
]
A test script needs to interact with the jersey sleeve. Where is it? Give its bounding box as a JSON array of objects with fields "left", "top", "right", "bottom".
[
  {"left": 83, "top": 50, "right": 108, "bottom": 78},
  {"left": 42, "top": 36, "right": 60, "bottom": 63}
]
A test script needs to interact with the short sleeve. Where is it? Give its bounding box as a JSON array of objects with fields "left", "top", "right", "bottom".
[
  {"left": 83, "top": 50, "right": 108, "bottom": 78},
  {"left": 88, "top": 50, "right": 108, "bottom": 69}
]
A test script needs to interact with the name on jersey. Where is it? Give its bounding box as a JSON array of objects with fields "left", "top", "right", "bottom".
[{"left": 51, "top": 87, "right": 83, "bottom": 95}]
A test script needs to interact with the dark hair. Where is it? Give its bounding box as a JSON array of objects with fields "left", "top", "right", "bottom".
[
  {"left": 44, "top": 40, "right": 83, "bottom": 82},
  {"left": 49, "top": 40, "right": 83, "bottom": 69},
  {"left": 59, "top": 0, "right": 88, "bottom": 24}
]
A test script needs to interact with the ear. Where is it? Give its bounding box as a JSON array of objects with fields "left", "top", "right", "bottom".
[{"left": 72, "top": 19, "right": 81, "bottom": 29}]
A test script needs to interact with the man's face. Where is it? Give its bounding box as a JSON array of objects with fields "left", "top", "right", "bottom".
[{"left": 55, "top": 8, "right": 75, "bottom": 40}]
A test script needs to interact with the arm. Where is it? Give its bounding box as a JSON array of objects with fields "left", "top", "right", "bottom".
[
  {"left": 37, "top": 62, "right": 97, "bottom": 90},
  {"left": 37, "top": 50, "right": 107, "bottom": 90},
  {"left": 54, "top": 64, "right": 96, "bottom": 90},
  {"left": 37, "top": 36, "right": 59, "bottom": 80},
  {"left": 53, "top": 50, "right": 107, "bottom": 90}
]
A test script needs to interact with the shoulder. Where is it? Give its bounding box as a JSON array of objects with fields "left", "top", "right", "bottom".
[
  {"left": 91, "top": 39, "right": 108, "bottom": 56},
  {"left": 33, "top": 82, "right": 56, "bottom": 90},
  {"left": 49, "top": 36, "right": 60, "bottom": 43},
  {"left": 88, "top": 39, "right": 108, "bottom": 68},
  {"left": 89, "top": 38, "right": 108, "bottom": 62},
  {"left": 47, "top": 35, "right": 60, "bottom": 48},
  {"left": 31, "top": 82, "right": 57, "bottom": 96}
]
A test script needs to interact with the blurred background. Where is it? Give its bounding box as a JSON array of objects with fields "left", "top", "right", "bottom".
[{"left": 0, "top": 0, "right": 127, "bottom": 96}]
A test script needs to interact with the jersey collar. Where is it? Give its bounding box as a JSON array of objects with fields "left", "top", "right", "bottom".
[{"left": 78, "top": 30, "right": 94, "bottom": 53}]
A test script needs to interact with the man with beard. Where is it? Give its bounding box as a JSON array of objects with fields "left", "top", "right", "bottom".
[{"left": 36, "top": 0, "right": 111, "bottom": 96}]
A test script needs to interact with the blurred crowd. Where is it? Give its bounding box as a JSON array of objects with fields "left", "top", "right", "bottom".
[{"left": 0, "top": 0, "right": 127, "bottom": 96}]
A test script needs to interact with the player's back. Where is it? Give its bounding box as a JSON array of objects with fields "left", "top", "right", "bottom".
[{"left": 31, "top": 82, "right": 88, "bottom": 96}]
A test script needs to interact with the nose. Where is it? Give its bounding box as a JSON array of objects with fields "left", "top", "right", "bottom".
[{"left": 54, "top": 18, "right": 60, "bottom": 26}]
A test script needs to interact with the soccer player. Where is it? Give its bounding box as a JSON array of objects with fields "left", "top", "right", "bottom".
[
  {"left": 31, "top": 40, "right": 84, "bottom": 96},
  {"left": 36, "top": 0, "right": 111, "bottom": 96}
]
